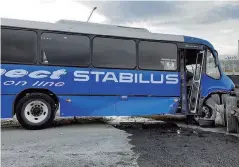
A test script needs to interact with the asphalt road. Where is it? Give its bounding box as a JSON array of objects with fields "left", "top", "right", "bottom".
[
  {"left": 1, "top": 124, "right": 138, "bottom": 167},
  {"left": 119, "top": 124, "right": 239, "bottom": 167},
  {"left": 2, "top": 123, "right": 239, "bottom": 167}
]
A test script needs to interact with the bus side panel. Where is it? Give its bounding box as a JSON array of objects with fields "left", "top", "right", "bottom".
[
  {"left": 59, "top": 96, "right": 117, "bottom": 117},
  {"left": 1, "top": 95, "right": 15, "bottom": 118},
  {"left": 115, "top": 97, "right": 179, "bottom": 116},
  {"left": 201, "top": 74, "right": 235, "bottom": 97},
  {"left": 1, "top": 64, "right": 91, "bottom": 95},
  {"left": 58, "top": 96, "right": 179, "bottom": 117},
  {"left": 90, "top": 68, "right": 180, "bottom": 96},
  {"left": 1, "top": 64, "right": 180, "bottom": 96}
]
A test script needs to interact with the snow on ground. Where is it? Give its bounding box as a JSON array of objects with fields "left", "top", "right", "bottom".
[
  {"left": 1, "top": 115, "right": 163, "bottom": 127},
  {"left": 1, "top": 115, "right": 239, "bottom": 137},
  {"left": 103, "top": 116, "right": 156, "bottom": 124}
]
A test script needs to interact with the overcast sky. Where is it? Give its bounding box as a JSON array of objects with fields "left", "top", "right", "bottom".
[{"left": 1, "top": 0, "right": 239, "bottom": 59}]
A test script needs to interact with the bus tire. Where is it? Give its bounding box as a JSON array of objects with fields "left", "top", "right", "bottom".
[{"left": 16, "top": 93, "right": 55, "bottom": 130}]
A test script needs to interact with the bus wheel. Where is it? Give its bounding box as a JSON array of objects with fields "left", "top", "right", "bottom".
[{"left": 16, "top": 93, "right": 55, "bottom": 130}]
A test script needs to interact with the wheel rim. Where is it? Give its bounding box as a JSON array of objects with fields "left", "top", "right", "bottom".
[
  {"left": 194, "top": 106, "right": 211, "bottom": 121},
  {"left": 24, "top": 100, "right": 49, "bottom": 124}
]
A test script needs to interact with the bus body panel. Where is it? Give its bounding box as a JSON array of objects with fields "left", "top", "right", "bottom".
[
  {"left": 1, "top": 64, "right": 91, "bottom": 95},
  {"left": 184, "top": 36, "right": 214, "bottom": 51},
  {"left": 58, "top": 96, "right": 118, "bottom": 117},
  {"left": 115, "top": 96, "right": 179, "bottom": 116},
  {"left": 184, "top": 35, "right": 235, "bottom": 96},
  {"left": 89, "top": 68, "right": 180, "bottom": 96},
  {"left": 1, "top": 64, "right": 180, "bottom": 96},
  {"left": 1, "top": 64, "right": 180, "bottom": 118},
  {"left": 201, "top": 74, "right": 235, "bottom": 97},
  {"left": 1, "top": 95, "right": 15, "bottom": 118},
  {"left": 59, "top": 96, "right": 179, "bottom": 117}
]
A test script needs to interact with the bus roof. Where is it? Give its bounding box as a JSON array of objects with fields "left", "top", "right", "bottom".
[{"left": 1, "top": 18, "right": 215, "bottom": 50}]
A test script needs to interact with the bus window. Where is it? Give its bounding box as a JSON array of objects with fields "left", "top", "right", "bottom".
[
  {"left": 138, "top": 41, "right": 177, "bottom": 71},
  {"left": 92, "top": 37, "right": 136, "bottom": 69},
  {"left": 1, "top": 29, "right": 37, "bottom": 64},
  {"left": 206, "top": 50, "right": 220, "bottom": 79},
  {"left": 41, "top": 33, "right": 90, "bottom": 66}
]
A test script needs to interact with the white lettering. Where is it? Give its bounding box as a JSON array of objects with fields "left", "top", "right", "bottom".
[
  {"left": 55, "top": 82, "right": 65, "bottom": 87},
  {"left": 151, "top": 74, "right": 163, "bottom": 84},
  {"left": 5, "top": 69, "right": 28, "bottom": 78},
  {"left": 0, "top": 69, "right": 6, "bottom": 75},
  {"left": 119, "top": 73, "right": 133, "bottom": 83},
  {"left": 4, "top": 81, "right": 15, "bottom": 85},
  {"left": 32, "top": 81, "right": 40, "bottom": 86},
  {"left": 29, "top": 70, "right": 51, "bottom": 79},
  {"left": 91, "top": 71, "right": 105, "bottom": 82},
  {"left": 15, "top": 81, "right": 27, "bottom": 86},
  {"left": 139, "top": 74, "right": 150, "bottom": 83},
  {"left": 102, "top": 72, "right": 118, "bottom": 82},
  {"left": 43, "top": 82, "right": 54, "bottom": 87},
  {"left": 74, "top": 71, "right": 90, "bottom": 81},
  {"left": 134, "top": 74, "right": 138, "bottom": 83},
  {"left": 37, "top": 81, "right": 45, "bottom": 86},
  {"left": 166, "top": 74, "right": 179, "bottom": 84},
  {"left": 32, "top": 81, "right": 64, "bottom": 87},
  {"left": 1, "top": 68, "right": 180, "bottom": 85},
  {"left": 50, "top": 69, "right": 67, "bottom": 79}
]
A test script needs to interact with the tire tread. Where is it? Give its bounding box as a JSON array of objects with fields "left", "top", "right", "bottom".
[{"left": 16, "top": 93, "right": 55, "bottom": 130}]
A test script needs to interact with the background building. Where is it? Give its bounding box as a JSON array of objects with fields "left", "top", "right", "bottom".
[
  {"left": 220, "top": 40, "right": 239, "bottom": 76},
  {"left": 220, "top": 40, "right": 239, "bottom": 85}
]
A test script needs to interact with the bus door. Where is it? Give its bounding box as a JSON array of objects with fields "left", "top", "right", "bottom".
[
  {"left": 178, "top": 44, "right": 206, "bottom": 115},
  {"left": 187, "top": 50, "right": 205, "bottom": 114}
]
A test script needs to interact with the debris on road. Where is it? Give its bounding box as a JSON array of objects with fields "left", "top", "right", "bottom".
[{"left": 119, "top": 124, "right": 239, "bottom": 167}]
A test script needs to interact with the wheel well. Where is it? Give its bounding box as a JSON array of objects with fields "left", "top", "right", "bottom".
[
  {"left": 202, "top": 91, "right": 230, "bottom": 106},
  {"left": 199, "top": 92, "right": 225, "bottom": 114},
  {"left": 13, "top": 88, "right": 59, "bottom": 115}
]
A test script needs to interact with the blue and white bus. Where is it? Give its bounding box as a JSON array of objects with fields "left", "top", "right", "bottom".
[{"left": 1, "top": 18, "right": 237, "bottom": 130}]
